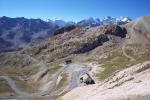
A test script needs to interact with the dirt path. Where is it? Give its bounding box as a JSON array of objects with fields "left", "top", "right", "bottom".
[{"left": 122, "top": 45, "right": 136, "bottom": 61}]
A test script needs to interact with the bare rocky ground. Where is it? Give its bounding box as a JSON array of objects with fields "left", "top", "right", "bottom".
[{"left": 61, "top": 61, "right": 150, "bottom": 100}]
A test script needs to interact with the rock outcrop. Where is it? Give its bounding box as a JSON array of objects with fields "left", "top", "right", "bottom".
[{"left": 22, "top": 24, "right": 127, "bottom": 61}]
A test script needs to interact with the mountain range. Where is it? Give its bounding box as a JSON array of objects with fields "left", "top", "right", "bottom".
[
  {"left": 0, "top": 15, "right": 150, "bottom": 100},
  {"left": 0, "top": 16, "right": 131, "bottom": 51}
]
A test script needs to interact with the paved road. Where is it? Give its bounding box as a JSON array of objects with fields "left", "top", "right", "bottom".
[{"left": 65, "top": 63, "right": 91, "bottom": 91}]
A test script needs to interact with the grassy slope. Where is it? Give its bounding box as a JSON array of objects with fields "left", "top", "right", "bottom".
[
  {"left": 96, "top": 44, "right": 150, "bottom": 80},
  {"left": 0, "top": 80, "right": 16, "bottom": 97},
  {"left": 0, "top": 66, "right": 39, "bottom": 93}
]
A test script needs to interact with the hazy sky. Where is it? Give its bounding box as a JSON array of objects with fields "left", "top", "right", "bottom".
[{"left": 0, "top": 0, "right": 149, "bottom": 21}]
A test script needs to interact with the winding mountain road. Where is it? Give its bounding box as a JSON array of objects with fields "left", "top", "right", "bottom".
[
  {"left": 0, "top": 66, "right": 67, "bottom": 97},
  {"left": 0, "top": 63, "right": 93, "bottom": 99}
]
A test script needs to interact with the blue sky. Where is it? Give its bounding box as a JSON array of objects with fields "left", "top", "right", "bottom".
[{"left": 0, "top": 0, "right": 149, "bottom": 21}]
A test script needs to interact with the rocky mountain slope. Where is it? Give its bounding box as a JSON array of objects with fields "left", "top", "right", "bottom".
[
  {"left": 0, "top": 15, "right": 149, "bottom": 100},
  {"left": 21, "top": 24, "right": 127, "bottom": 63}
]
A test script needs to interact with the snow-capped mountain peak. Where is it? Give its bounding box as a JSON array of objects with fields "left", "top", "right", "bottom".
[
  {"left": 77, "top": 16, "right": 132, "bottom": 28},
  {"left": 43, "top": 16, "right": 132, "bottom": 28},
  {"left": 117, "top": 16, "right": 131, "bottom": 22}
]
